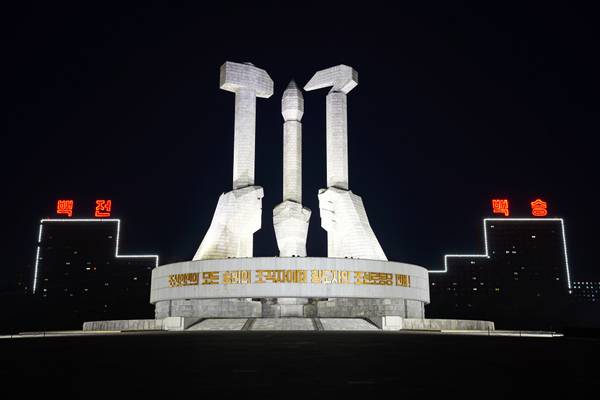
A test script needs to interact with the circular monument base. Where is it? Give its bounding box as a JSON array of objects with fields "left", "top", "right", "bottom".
[{"left": 150, "top": 257, "right": 430, "bottom": 320}]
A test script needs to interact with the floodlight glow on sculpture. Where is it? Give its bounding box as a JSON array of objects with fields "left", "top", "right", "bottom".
[
  {"left": 193, "top": 62, "right": 273, "bottom": 260},
  {"left": 85, "top": 61, "right": 495, "bottom": 332},
  {"left": 304, "top": 65, "right": 387, "bottom": 261},
  {"left": 143, "top": 61, "right": 445, "bottom": 331},
  {"left": 273, "top": 81, "right": 311, "bottom": 257}
]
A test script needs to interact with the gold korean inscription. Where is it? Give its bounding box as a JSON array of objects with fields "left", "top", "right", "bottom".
[
  {"left": 202, "top": 271, "right": 219, "bottom": 285},
  {"left": 169, "top": 269, "right": 411, "bottom": 288},
  {"left": 168, "top": 272, "right": 200, "bottom": 287},
  {"left": 311, "top": 270, "right": 350, "bottom": 284},
  {"left": 395, "top": 274, "right": 411, "bottom": 287},
  {"left": 223, "top": 270, "right": 252, "bottom": 284},
  {"left": 354, "top": 272, "right": 393, "bottom": 285},
  {"left": 255, "top": 269, "right": 307, "bottom": 283}
]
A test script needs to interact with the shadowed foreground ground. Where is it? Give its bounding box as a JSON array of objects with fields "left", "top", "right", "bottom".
[{"left": 1, "top": 331, "right": 599, "bottom": 398}]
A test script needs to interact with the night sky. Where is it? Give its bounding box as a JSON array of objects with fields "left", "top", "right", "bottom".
[{"left": 3, "top": 2, "right": 599, "bottom": 287}]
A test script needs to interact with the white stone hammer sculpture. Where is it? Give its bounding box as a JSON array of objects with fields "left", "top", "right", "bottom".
[{"left": 194, "top": 62, "right": 273, "bottom": 260}]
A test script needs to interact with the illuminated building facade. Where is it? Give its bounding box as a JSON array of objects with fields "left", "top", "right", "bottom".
[
  {"left": 568, "top": 281, "right": 600, "bottom": 328},
  {"left": 571, "top": 281, "right": 600, "bottom": 304},
  {"left": 427, "top": 218, "right": 570, "bottom": 329},
  {"left": 33, "top": 219, "right": 158, "bottom": 329}
]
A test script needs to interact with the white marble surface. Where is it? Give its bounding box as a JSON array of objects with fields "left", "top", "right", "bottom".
[
  {"left": 194, "top": 62, "right": 272, "bottom": 262},
  {"left": 251, "top": 318, "right": 314, "bottom": 331},
  {"left": 193, "top": 186, "right": 264, "bottom": 260},
  {"left": 150, "top": 257, "right": 430, "bottom": 304},
  {"left": 187, "top": 318, "right": 248, "bottom": 331},
  {"left": 305, "top": 65, "right": 386, "bottom": 261},
  {"left": 318, "top": 187, "right": 387, "bottom": 261},
  {"left": 320, "top": 318, "right": 378, "bottom": 331},
  {"left": 273, "top": 81, "right": 311, "bottom": 257}
]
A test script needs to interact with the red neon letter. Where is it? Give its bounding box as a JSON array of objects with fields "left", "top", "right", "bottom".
[
  {"left": 56, "top": 200, "right": 74, "bottom": 217},
  {"left": 492, "top": 199, "right": 510, "bottom": 217},
  {"left": 95, "top": 199, "right": 112, "bottom": 218},
  {"left": 531, "top": 199, "right": 548, "bottom": 217}
]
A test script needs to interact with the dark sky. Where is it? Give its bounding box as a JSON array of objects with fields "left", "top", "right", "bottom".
[{"left": 2, "top": 2, "right": 599, "bottom": 286}]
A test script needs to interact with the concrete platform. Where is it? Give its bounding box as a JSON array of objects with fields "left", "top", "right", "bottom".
[
  {"left": 187, "top": 319, "right": 247, "bottom": 331},
  {"left": 83, "top": 317, "right": 495, "bottom": 332},
  {"left": 251, "top": 318, "right": 315, "bottom": 331},
  {"left": 320, "top": 318, "right": 379, "bottom": 331}
]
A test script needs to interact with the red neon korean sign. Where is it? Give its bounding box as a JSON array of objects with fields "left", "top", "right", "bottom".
[
  {"left": 95, "top": 200, "right": 112, "bottom": 218},
  {"left": 56, "top": 200, "right": 74, "bottom": 217},
  {"left": 530, "top": 199, "right": 548, "bottom": 217},
  {"left": 491, "top": 199, "right": 510, "bottom": 217}
]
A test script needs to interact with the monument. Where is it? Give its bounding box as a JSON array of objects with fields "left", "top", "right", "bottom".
[
  {"left": 304, "top": 65, "right": 387, "bottom": 260},
  {"left": 192, "top": 62, "right": 272, "bottom": 261},
  {"left": 273, "top": 80, "right": 311, "bottom": 258},
  {"left": 84, "top": 61, "right": 494, "bottom": 332}
]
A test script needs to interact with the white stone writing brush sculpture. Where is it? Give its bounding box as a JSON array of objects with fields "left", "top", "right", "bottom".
[{"left": 273, "top": 80, "right": 311, "bottom": 257}]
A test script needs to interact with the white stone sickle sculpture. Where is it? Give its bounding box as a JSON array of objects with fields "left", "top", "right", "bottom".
[
  {"left": 304, "top": 65, "right": 387, "bottom": 261},
  {"left": 194, "top": 62, "right": 273, "bottom": 261},
  {"left": 273, "top": 81, "right": 311, "bottom": 257}
]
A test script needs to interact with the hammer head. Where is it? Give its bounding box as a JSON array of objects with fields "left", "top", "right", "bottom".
[
  {"left": 304, "top": 64, "right": 358, "bottom": 94},
  {"left": 220, "top": 61, "right": 274, "bottom": 98}
]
